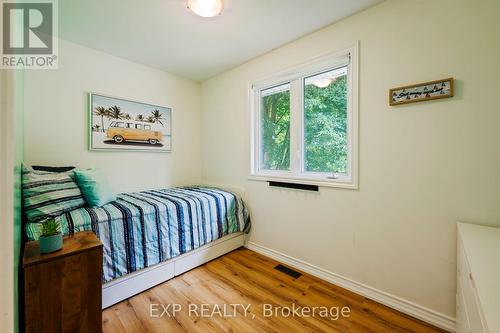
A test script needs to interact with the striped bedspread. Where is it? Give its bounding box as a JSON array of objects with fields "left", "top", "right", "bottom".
[{"left": 26, "top": 187, "right": 250, "bottom": 283}]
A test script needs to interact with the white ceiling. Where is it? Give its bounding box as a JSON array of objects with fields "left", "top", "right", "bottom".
[{"left": 59, "top": 0, "right": 382, "bottom": 81}]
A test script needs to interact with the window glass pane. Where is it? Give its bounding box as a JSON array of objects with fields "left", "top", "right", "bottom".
[
  {"left": 260, "top": 83, "right": 290, "bottom": 171},
  {"left": 304, "top": 66, "right": 348, "bottom": 173}
]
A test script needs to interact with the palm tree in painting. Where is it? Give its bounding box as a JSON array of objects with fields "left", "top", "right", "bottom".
[
  {"left": 145, "top": 115, "right": 156, "bottom": 123},
  {"left": 150, "top": 109, "right": 164, "bottom": 126},
  {"left": 94, "top": 106, "right": 108, "bottom": 132},
  {"left": 135, "top": 114, "right": 144, "bottom": 122},
  {"left": 107, "top": 105, "right": 125, "bottom": 120},
  {"left": 124, "top": 113, "right": 131, "bottom": 120}
]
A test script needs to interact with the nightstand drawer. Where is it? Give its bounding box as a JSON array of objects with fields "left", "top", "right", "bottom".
[{"left": 24, "top": 232, "right": 103, "bottom": 333}]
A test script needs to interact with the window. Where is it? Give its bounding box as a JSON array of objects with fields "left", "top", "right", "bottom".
[
  {"left": 304, "top": 67, "right": 348, "bottom": 174},
  {"left": 135, "top": 124, "right": 143, "bottom": 129},
  {"left": 250, "top": 45, "right": 358, "bottom": 188},
  {"left": 260, "top": 83, "right": 290, "bottom": 171},
  {"left": 109, "top": 121, "right": 125, "bottom": 128}
]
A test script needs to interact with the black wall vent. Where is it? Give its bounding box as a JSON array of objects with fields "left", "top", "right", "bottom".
[
  {"left": 268, "top": 181, "right": 318, "bottom": 192},
  {"left": 274, "top": 264, "right": 302, "bottom": 279}
]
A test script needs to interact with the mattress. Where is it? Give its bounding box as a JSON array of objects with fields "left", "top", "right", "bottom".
[{"left": 25, "top": 186, "right": 250, "bottom": 282}]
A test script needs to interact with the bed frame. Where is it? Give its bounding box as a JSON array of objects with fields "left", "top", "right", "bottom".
[
  {"left": 102, "top": 232, "right": 246, "bottom": 308},
  {"left": 102, "top": 183, "right": 247, "bottom": 308}
]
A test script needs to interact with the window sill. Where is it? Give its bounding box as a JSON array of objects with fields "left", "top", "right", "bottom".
[{"left": 248, "top": 174, "right": 358, "bottom": 190}]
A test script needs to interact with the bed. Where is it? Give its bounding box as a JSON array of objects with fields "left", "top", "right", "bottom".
[{"left": 25, "top": 186, "right": 250, "bottom": 307}]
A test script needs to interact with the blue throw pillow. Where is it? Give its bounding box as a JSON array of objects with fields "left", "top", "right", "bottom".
[
  {"left": 73, "top": 169, "right": 116, "bottom": 207},
  {"left": 22, "top": 166, "right": 86, "bottom": 222}
]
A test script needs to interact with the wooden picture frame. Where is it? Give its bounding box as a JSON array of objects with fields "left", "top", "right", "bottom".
[{"left": 389, "top": 78, "right": 454, "bottom": 106}]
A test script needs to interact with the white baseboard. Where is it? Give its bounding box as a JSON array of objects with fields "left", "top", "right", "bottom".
[{"left": 245, "top": 241, "right": 456, "bottom": 332}]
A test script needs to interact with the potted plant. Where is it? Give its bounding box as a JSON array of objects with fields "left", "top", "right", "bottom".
[{"left": 39, "top": 219, "right": 63, "bottom": 253}]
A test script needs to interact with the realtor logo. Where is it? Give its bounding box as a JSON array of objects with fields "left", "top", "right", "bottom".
[{"left": 1, "top": 0, "right": 58, "bottom": 69}]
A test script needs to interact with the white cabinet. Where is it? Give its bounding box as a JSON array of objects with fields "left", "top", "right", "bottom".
[{"left": 456, "top": 223, "right": 500, "bottom": 333}]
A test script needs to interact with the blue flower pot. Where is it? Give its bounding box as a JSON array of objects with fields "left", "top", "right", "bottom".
[{"left": 39, "top": 233, "right": 63, "bottom": 253}]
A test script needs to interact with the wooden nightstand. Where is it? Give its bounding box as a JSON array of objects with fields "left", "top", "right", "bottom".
[{"left": 23, "top": 231, "right": 103, "bottom": 333}]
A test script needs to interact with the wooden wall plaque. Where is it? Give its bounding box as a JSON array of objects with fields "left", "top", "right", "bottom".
[{"left": 389, "top": 78, "right": 454, "bottom": 106}]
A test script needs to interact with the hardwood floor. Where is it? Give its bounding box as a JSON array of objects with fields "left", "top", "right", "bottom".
[{"left": 102, "top": 248, "right": 446, "bottom": 333}]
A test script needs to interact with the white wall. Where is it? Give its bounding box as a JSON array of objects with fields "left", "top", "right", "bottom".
[
  {"left": 201, "top": 0, "right": 500, "bottom": 322},
  {"left": 24, "top": 39, "right": 202, "bottom": 193},
  {"left": 0, "top": 68, "right": 24, "bottom": 333},
  {"left": 0, "top": 71, "right": 15, "bottom": 333}
]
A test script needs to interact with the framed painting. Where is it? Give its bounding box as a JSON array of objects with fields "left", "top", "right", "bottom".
[
  {"left": 389, "top": 78, "right": 454, "bottom": 106},
  {"left": 89, "top": 93, "right": 172, "bottom": 152}
]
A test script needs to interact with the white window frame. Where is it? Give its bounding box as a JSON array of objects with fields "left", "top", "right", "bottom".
[{"left": 249, "top": 43, "right": 359, "bottom": 189}]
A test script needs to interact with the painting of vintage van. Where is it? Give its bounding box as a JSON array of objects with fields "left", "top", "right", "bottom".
[{"left": 89, "top": 93, "right": 172, "bottom": 152}]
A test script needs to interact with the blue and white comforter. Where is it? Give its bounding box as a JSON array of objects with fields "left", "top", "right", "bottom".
[{"left": 26, "top": 186, "right": 250, "bottom": 282}]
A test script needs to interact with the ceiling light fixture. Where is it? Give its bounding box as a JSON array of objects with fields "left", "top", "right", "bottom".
[
  {"left": 311, "top": 78, "right": 334, "bottom": 88},
  {"left": 187, "top": 0, "right": 224, "bottom": 18}
]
